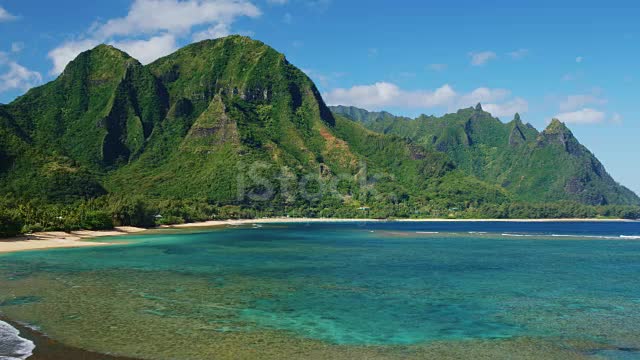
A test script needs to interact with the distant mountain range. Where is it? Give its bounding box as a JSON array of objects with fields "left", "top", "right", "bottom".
[
  {"left": 331, "top": 105, "right": 639, "bottom": 206},
  {"left": 0, "top": 36, "right": 637, "bottom": 217}
]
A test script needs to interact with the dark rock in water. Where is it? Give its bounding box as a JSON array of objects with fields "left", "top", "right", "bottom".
[
  {"left": 617, "top": 347, "right": 640, "bottom": 352},
  {"left": 0, "top": 296, "right": 41, "bottom": 307},
  {"left": 585, "top": 345, "right": 640, "bottom": 360}
]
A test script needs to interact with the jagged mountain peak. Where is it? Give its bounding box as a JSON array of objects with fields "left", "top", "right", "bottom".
[
  {"left": 542, "top": 118, "right": 573, "bottom": 137},
  {"left": 60, "top": 43, "right": 139, "bottom": 78},
  {"left": 1, "top": 38, "right": 638, "bottom": 207},
  {"left": 89, "top": 43, "right": 131, "bottom": 56},
  {"left": 331, "top": 105, "right": 639, "bottom": 205}
]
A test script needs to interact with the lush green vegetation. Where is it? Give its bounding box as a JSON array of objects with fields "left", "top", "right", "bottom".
[
  {"left": 332, "top": 106, "right": 640, "bottom": 206},
  {"left": 0, "top": 36, "right": 638, "bottom": 238},
  {"left": 1, "top": 195, "right": 637, "bottom": 238}
]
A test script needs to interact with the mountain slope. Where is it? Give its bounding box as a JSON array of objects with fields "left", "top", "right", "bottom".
[
  {"left": 331, "top": 105, "right": 639, "bottom": 206},
  {"left": 1, "top": 36, "right": 508, "bottom": 215},
  {"left": 106, "top": 37, "right": 506, "bottom": 210},
  {"left": 6, "top": 45, "right": 168, "bottom": 169},
  {"left": 1, "top": 36, "right": 635, "bottom": 217},
  {"left": 105, "top": 36, "right": 356, "bottom": 202}
]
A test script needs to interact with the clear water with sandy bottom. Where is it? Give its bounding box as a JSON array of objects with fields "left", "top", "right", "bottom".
[{"left": 1, "top": 221, "right": 640, "bottom": 359}]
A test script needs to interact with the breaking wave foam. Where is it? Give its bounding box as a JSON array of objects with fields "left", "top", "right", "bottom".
[{"left": 0, "top": 321, "right": 35, "bottom": 360}]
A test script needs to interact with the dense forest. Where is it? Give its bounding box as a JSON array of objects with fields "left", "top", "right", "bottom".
[{"left": 2, "top": 195, "right": 639, "bottom": 238}]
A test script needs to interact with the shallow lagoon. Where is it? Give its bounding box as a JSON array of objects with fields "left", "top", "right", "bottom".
[{"left": 1, "top": 221, "right": 640, "bottom": 359}]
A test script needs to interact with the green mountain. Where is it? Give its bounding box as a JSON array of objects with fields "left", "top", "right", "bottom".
[
  {"left": 0, "top": 35, "right": 637, "bottom": 233},
  {"left": 0, "top": 36, "right": 508, "bottom": 218},
  {"left": 331, "top": 105, "right": 640, "bottom": 206}
]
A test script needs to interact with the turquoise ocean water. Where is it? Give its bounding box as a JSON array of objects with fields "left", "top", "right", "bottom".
[{"left": 1, "top": 221, "right": 640, "bottom": 359}]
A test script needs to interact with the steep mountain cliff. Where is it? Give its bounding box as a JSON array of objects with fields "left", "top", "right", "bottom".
[
  {"left": 1, "top": 36, "right": 635, "bottom": 213},
  {"left": 331, "top": 105, "right": 639, "bottom": 205},
  {"left": 0, "top": 36, "right": 507, "bottom": 211}
]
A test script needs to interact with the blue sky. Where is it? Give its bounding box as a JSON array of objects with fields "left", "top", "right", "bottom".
[{"left": 0, "top": 0, "right": 638, "bottom": 195}]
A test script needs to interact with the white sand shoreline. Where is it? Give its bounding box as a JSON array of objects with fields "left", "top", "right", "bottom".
[
  {"left": 165, "top": 217, "right": 636, "bottom": 229},
  {"left": 0, "top": 218, "right": 636, "bottom": 254},
  {"left": 0, "top": 226, "right": 146, "bottom": 254}
]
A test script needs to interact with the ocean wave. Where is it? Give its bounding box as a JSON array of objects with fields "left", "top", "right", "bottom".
[
  {"left": 0, "top": 321, "right": 35, "bottom": 360},
  {"left": 500, "top": 233, "right": 639, "bottom": 240},
  {"left": 551, "top": 234, "right": 640, "bottom": 240},
  {"left": 416, "top": 232, "right": 439, "bottom": 234},
  {"left": 468, "top": 231, "right": 488, "bottom": 234},
  {"left": 550, "top": 234, "right": 615, "bottom": 239}
]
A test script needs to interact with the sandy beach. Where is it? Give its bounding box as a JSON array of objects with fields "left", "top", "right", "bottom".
[
  {"left": 165, "top": 217, "right": 635, "bottom": 229},
  {"left": 0, "top": 226, "right": 146, "bottom": 254},
  {"left": 0, "top": 218, "right": 635, "bottom": 255},
  {"left": 163, "top": 217, "right": 383, "bottom": 228}
]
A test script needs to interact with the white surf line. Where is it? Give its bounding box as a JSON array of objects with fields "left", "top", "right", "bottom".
[{"left": 0, "top": 320, "right": 35, "bottom": 360}]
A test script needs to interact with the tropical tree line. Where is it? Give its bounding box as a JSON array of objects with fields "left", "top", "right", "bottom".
[{"left": 0, "top": 195, "right": 638, "bottom": 238}]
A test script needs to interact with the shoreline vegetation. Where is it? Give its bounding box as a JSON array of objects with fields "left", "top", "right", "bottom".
[
  {"left": 2, "top": 196, "right": 639, "bottom": 240},
  {"left": 0, "top": 217, "right": 637, "bottom": 254}
]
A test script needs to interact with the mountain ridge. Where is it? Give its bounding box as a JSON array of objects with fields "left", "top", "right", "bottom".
[
  {"left": 2, "top": 36, "right": 507, "bottom": 213},
  {"left": 0, "top": 36, "right": 638, "bottom": 233},
  {"left": 330, "top": 105, "right": 639, "bottom": 206}
]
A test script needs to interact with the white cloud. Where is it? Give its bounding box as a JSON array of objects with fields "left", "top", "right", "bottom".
[
  {"left": 306, "top": 0, "right": 331, "bottom": 12},
  {"left": 303, "top": 69, "right": 329, "bottom": 87},
  {"left": 0, "top": 55, "right": 42, "bottom": 92},
  {"left": 0, "top": 6, "right": 16, "bottom": 22},
  {"left": 575, "top": 56, "right": 583, "bottom": 63},
  {"left": 469, "top": 51, "right": 497, "bottom": 66},
  {"left": 192, "top": 23, "right": 231, "bottom": 41},
  {"left": 429, "top": 63, "right": 447, "bottom": 72},
  {"left": 48, "top": 39, "right": 100, "bottom": 75},
  {"left": 324, "top": 82, "right": 527, "bottom": 118},
  {"left": 111, "top": 34, "right": 178, "bottom": 64},
  {"left": 611, "top": 112, "right": 623, "bottom": 123},
  {"left": 508, "top": 49, "right": 529, "bottom": 59},
  {"left": 323, "top": 82, "right": 457, "bottom": 109},
  {"left": 97, "top": 0, "right": 260, "bottom": 38},
  {"left": 302, "top": 69, "right": 345, "bottom": 88},
  {"left": 483, "top": 98, "right": 528, "bottom": 118},
  {"left": 559, "top": 94, "right": 607, "bottom": 112},
  {"left": 457, "top": 87, "right": 510, "bottom": 108},
  {"left": 554, "top": 108, "right": 606, "bottom": 124},
  {"left": 11, "top": 42, "right": 24, "bottom": 53},
  {"left": 48, "top": 0, "right": 262, "bottom": 75}
]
